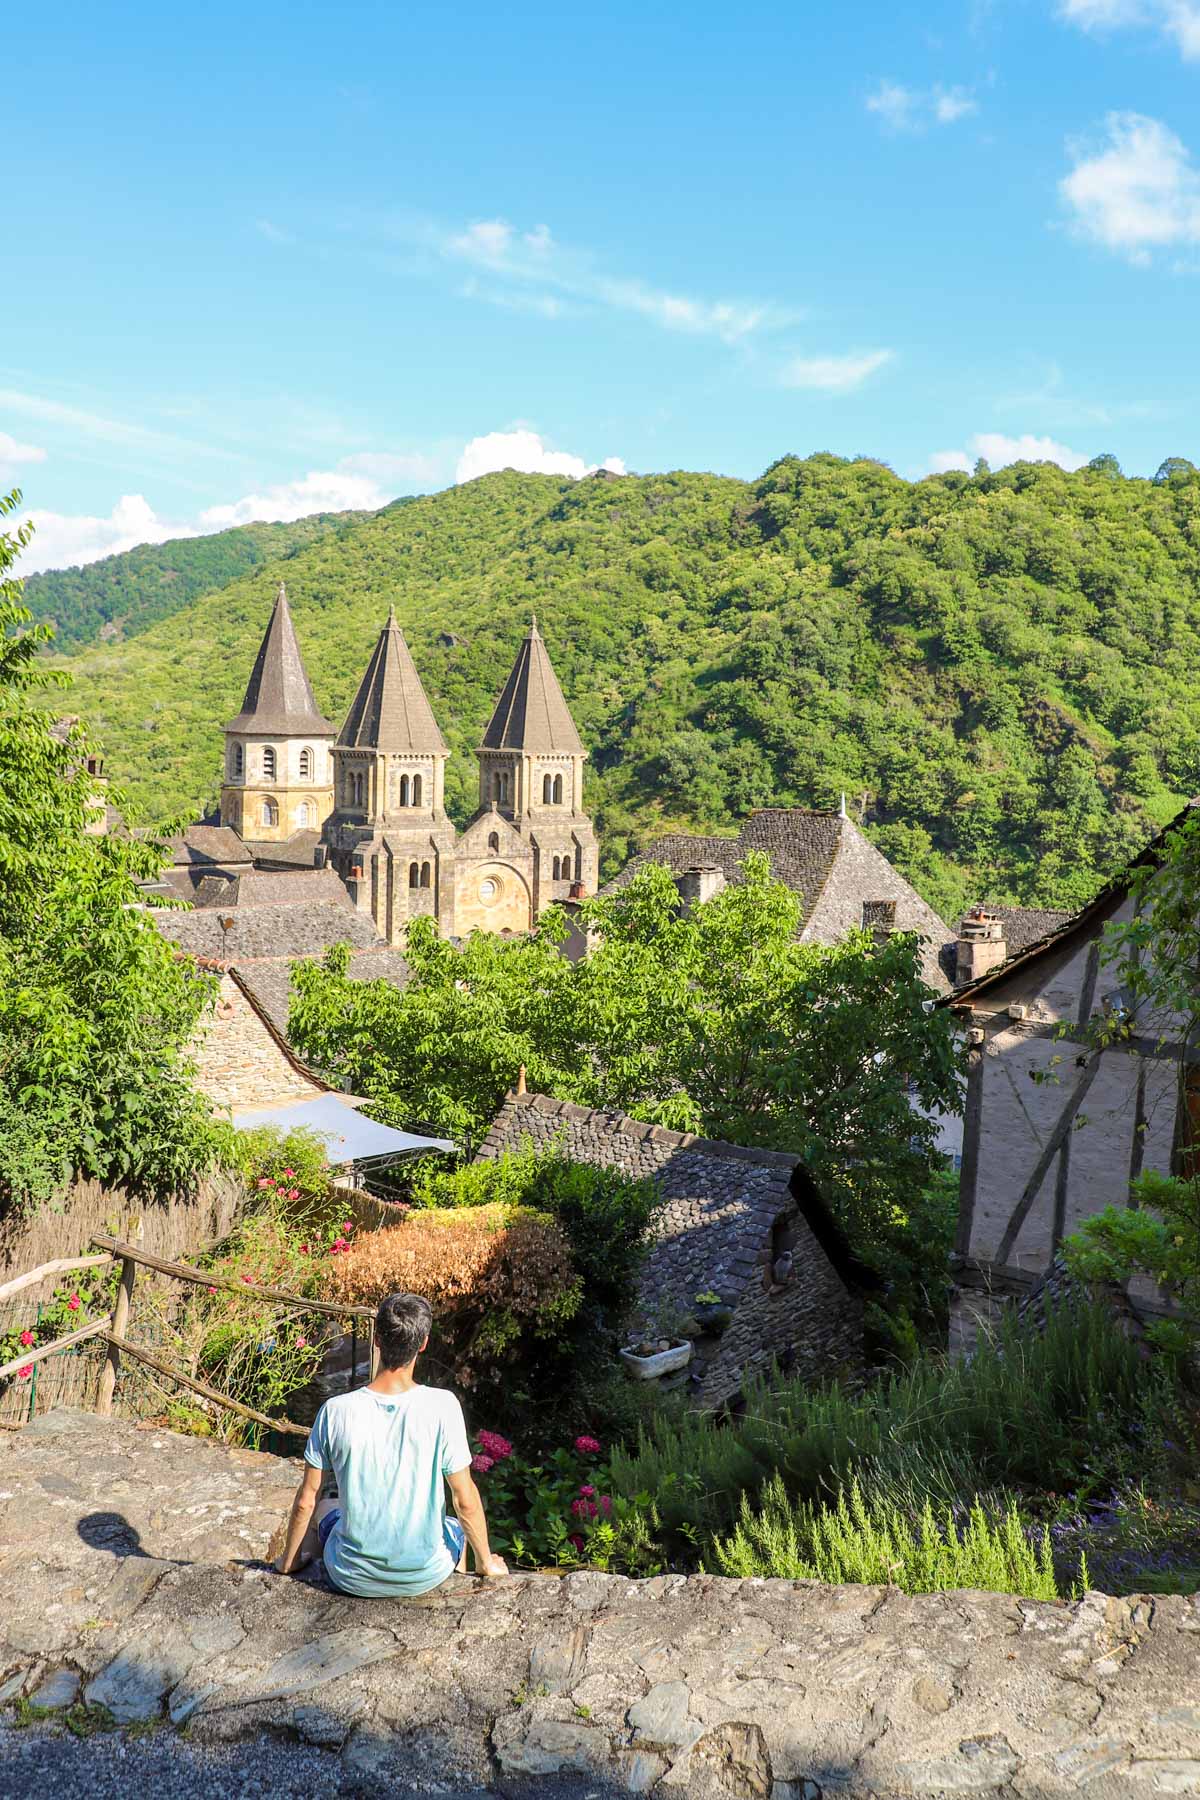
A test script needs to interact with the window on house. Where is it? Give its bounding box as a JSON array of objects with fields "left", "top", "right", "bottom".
[
  {"left": 420, "top": 861, "right": 431, "bottom": 888},
  {"left": 262, "top": 798, "right": 278, "bottom": 827},
  {"left": 299, "top": 746, "right": 314, "bottom": 780},
  {"left": 553, "top": 774, "right": 563, "bottom": 804},
  {"left": 552, "top": 856, "right": 560, "bottom": 880},
  {"left": 411, "top": 774, "right": 422, "bottom": 806},
  {"left": 543, "top": 773, "right": 553, "bottom": 804},
  {"left": 409, "top": 862, "right": 419, "bottom": 887},
  {"left": 499, "top": 772, "right": 510, "bottom": 803},
  {"left": 263, "top": 746, "right": 277, "bottom": 780}
]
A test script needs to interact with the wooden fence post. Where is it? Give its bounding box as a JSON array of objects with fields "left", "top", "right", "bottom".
[{"left": 97, "top": 1217, "right": 141, "bottom": 1417}]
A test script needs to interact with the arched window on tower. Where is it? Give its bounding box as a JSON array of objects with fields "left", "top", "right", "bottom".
[
  {"left": 409, "top": 862, "right": 419, "bottom": 888},
  {"left": 352, "top": 771, "right": 365, "bottom": 808},
  {"left": 420, "top": 861, "right": 431, "bottom": 888},
  {"left": 488, "top": 831, "right": 500, "bottom": 853},
  {"left": 262, "top": 745, "right": 277, "bottom": 780},
  {"left": 299, "top": 746, "right": 314, "bottom": 780},
  {"left": 501, "top": 772, "right": 510, "bottom": 803},
  {"left": 553, "top": 773, "right": 564, "bottom": 805},
  {"left": 542, "top": 773, "right": 553, "bottom": 804},
  {"left": 552, "top": 855, "right": 560, "bottom": 880},
  {"left": 233, "top": 744, "right": 244, "bottom": 779},
  {"left": 261, "top": 797, "right": 278, "bottom": 827},
  {"left": 411, "top": 774, "right": 422, "bottom": 806},
  {"left": 297, "top": 801, "right": 312, "bottom": 828},
  {"left": 399, "top": 773, "right": 410, "bottom": 807}
]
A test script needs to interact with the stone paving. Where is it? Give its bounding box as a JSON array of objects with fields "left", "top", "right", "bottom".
[{"left": 3, "top": 1410, "right": 1200, "bottom": 1796}]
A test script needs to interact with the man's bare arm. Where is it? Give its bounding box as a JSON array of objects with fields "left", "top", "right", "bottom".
[
  {"left": 276, "top": 1463, "right": 324, "bottom": 1573},
  {"left": 446, "top": 1467, "right": 507, "bottom": 1577}
]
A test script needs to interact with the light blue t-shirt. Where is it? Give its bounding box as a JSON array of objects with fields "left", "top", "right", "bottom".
[{"left": 304, "top": 1384, "right": 471, "bottom": 1597}]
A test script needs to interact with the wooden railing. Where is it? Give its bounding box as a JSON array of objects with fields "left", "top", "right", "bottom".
[{"left": 0, "top": 1235, "right": 375, "bottom": 1440}]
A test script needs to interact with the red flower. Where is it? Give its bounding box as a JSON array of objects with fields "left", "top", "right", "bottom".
[
  {"left": 18, "top": 1330, "right": 34, "bottom": 1348},
  {"left": 599, "top": 1495, "right": 613, "bottom": 1516},
  {"left": 574, "top": 1434, "right": 601, "bottom": 1455},
  {"left": 477, "top": 1430, "right": 513, "bottom": 1461},
  {"left": 295, "top": 1338, "right": 308, "bottom": 1351},
  {"left": 17, "top": 1365, "right": 32, "bottom": 1379},
  {"left": 67, "top": 1294, "right": 80, "bottom": 1311},
  {"left": 578, "top": 1483, "right": 596, "bottom": 1499},
  {"left": 299, "top": 1244, "right": 309, "bottom": 1256},
  {"left": 241, "top": 1275, "right": 256, "bottom": 1284},
  {"left": 568, "top": 1533, "right": 584, "bottom": 1552},
  {"left": 570, "top": 1497, "right": 598, "bottom": 1521},
  {"left": 257, "top": 1177, "right": 272, "bottom": 1189},
  {"left": 471, "top": 1453, "right": 495, "bottom": 1474},
  {"left": 288, "top": 1188, "right": 300, "bottom": 1201},
  {"left": 282, "top": 1168, "right": 295, "bottom": 1179}
]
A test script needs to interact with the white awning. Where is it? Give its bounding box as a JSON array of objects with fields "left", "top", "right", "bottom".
[{"left": 231, "top": 1094, "right": 454, "bottom": 1165}]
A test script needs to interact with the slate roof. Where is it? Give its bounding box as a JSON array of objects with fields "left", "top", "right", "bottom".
[
  {"left": 167, "top": 825, "right": 253, "bottom": 869},
  {"left": 230, "top": 948, "right": 411, "bottom": 1038},
  {"left": 480, "top": 618, "right": 585, "bottom": 757},
  {"left": 155, "top": 899, "right": 383, "bottom": 963},
  {"left": 239, "top": 829, "right": 323, "bottom": 869},
  {"left": 599, "top": 810, "right": 842, "bottom": 922},
  {"left": 337, "top": 609, "right": 449, "bottom": 755},
  {"left": 224, "top": 584, "right": 334, "bottom": 738}
]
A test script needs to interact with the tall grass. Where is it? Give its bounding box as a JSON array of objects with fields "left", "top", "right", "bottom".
[
  {"left": 609, "top": 1302, "right": 1148, "bottom": 1551},
  {"left": 710, "top": 1474, "right": 1060, "bottom": 1599}
]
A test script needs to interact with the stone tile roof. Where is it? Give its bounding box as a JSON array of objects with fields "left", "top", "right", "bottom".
[
  {"left": 223, "top": 583, "right": 334, "bottom": 738},
  {"left": 230, "top": 947, "right": 410, "bottom": 1038},
  {"left": 480, "top": 619, "right": 584, "bottom": 756},
  {"left": 167, "top": 825, "right": 253, "bottom": 868},
  {"left": 477, "top": 1091, "right": 866, "bottom": 1404},
  {"left": 240, "top": 829, "right": 323, "bottom": 868},
  {"left": 337, "top": 609, "right": 449, "bottom": 754},
  {"left": 155, "top": 899, "right": 383, "bottom": 963},
  {"left": 986, "top": 904, "right": 1075, "bottom": 956},
  {"left": 600, "top": 808, "right": 953, "bottom": 989}
]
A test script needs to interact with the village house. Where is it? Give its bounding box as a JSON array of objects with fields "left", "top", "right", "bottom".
[
  {"left": 477, "top": 1089, "right": 876, "bottom": 1409},
  {"left": 945, "top": 802, "right": 1197, "bottom": 1351}
]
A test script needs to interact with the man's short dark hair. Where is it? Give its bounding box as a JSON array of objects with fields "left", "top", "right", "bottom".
[{"left": 375, "top": 1292, "right": 433, "bottom": 1371}]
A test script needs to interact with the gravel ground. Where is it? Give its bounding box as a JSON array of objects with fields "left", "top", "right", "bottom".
[{"left": 0, "top": 1722, "right": 498, "bottom": 1800}]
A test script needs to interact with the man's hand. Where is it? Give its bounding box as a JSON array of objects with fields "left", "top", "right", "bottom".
[{"left": 481, "top": 1552, "right": 509, "bottom": 1579}]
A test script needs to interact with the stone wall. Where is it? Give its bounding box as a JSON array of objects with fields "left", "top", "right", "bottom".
[
  {"left": 5, "top": 1411, "right": 1200, "bottom": 1798},
  {"left": 190, "top": 973, "right": 327, "bottom": 1113},
  {"left": 802, "top": 816, "right": 954, "bottom": 992}
]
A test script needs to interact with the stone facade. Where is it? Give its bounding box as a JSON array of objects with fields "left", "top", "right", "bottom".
[
  {"left": 6, "top": 1411, "right": 1200, "bottom": 1797},
  {"left": 947, "top": 803, "right": 1197, "bottom": 1352},
  {"left": 476, "top": 1091, "right": 862, "bottom": 1406},
  {"left": 187, "top": 970, "right": 328, "bottom": 1115}
]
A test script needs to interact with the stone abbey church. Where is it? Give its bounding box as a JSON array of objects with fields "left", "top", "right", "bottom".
[{"left": 218, "top": 584, "right": 598, "bottom": 940}]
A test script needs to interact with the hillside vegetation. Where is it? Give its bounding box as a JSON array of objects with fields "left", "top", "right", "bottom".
[
  {"left": 23, "top": 509, "right": 377, "bottom": 650},
  {"left": 41, "top": 454, "right": 1200, "bottom": 920}
]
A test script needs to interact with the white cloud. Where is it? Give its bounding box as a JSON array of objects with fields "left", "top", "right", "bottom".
[
  {"left": 867, "top": 79, "right": 977, "bottom": 132},
  {"left": 0, "top": 431, "right": 47, "bottom": 484},
  {"left": 255, "top": 218, "right": 294, "bottom": 245},
  {"left": 197, "top": 469, "right": 394, "bottom": 531},
  {"left": 1060, "top": 112, "right": 1200, "bottom": 262},
  {"left": 1059, "top": 0, "right": 1200, "bottom": 56},
  {"left": 20, "top": 495, "right": 194, "bottom": 575},
  {"left": 779, "top": 349, "right": 894, "bottom": 392},
  {"left": 433, "top": 216, "right": 791, "bottom": 344},
  {"left": 455, "top": 429, "right": 625, "bottom": 485},
  {"left": 928, "top": 432, "right": 1089, "bottom": 474}
]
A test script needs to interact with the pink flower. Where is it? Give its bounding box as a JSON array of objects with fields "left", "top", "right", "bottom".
[
  {"left": 67, "top": 1295, "right": 80, "bottom": 1311},
  {"left": 289, "top": 1188, "right": 300, "bottom": 1201},
  {"left": 282, "top": 1168, "right": 295, "bottom": 1179},
  {"left": 599, "top": 1495, "right": 613, "bottom": 1516},
  {"left": 241, "top": 1275, "right": 256, "bottom": 1284},
  {"left": 295, "top": 1338, "right": 308, "bottom": 1350},
  {"left": 17, "top": 1365, "right": 32, "bottom": 1379},
  {"left": 471, "top": 1453, "right": 495, "bottom": 1474},
  {"left": 257, "top": 1177, "right": 271, "bottom": 1189},
  {"left": 570, "top": 1497, "right": 599, "bottom": 1521},
  {"left": 477, "top": 1430, "right": 513, "bottom": 1461},
  {"left": 578, "top": 1483, "right": 596, "bottom": 1499},
  {"left": 574, "top": 1434, "right": 601, "bottom": 1455},
  {"left": 341, "top": 1221, "right": 353, "bottom": 1233},
  {"left": 18, "top": 1330, "right": 34, "bottom": 1348},
  {"left": 328, "top": 1236, "right": 350, "bottom": 1256}
]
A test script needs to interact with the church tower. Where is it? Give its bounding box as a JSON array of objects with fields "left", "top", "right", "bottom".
[
  {"left": 453, "top": 616, "right": 597, "bottom": 930},
  {"left": 323, "top": 608, "right": 457, "bottom": 942},
  {"left": 220, "top": 583, "right": 335, "bottom": 843}
]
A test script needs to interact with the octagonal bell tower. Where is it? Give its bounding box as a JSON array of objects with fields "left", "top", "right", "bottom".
[{"left": 220, "top": 583, "right": 335, "bottom": 843}]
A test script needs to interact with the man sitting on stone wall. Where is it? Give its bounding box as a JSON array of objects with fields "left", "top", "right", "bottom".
[{"left": 274, "top": 1291, "right": 508, "bottom": 1594}]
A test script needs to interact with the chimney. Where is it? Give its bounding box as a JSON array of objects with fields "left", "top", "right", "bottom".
[
  {"left": 568, "top": 880, "right": 585, "bottom": 900},
  {"left": 861, "top": 899, "right": 897, "bottom": 947},
  {"left": 956, "top": 907, "right": 1007, "bottom": 985},
  {"left": 676, "top": 864, "right": 726, "bottom": 909}
]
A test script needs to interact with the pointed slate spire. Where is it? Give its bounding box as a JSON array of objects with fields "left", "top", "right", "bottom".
[
  {"left": 224, "top": 583, "right": 334, "bottom": 735},
  {"left": 337, "top": 609, "right": 449, "bottom": 753},
  {"left": 480, "top": 618, "right": 584, "bottom": 756}
]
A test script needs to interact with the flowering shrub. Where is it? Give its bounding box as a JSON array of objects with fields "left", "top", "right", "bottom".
[
  {"left": 0, "top": 1262, "right": 118, "bottom": 1394},
  {"left": 464, "top": 1425, "right": 660, "bottom": 1573},
  {"left": 319, "top": 1203, "right": 581, "bottom": 1388}
]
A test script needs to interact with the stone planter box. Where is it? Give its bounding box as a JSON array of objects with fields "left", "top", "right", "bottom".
[{"left": 619, "top": 1340, "right": 693, "bottom": 1381}]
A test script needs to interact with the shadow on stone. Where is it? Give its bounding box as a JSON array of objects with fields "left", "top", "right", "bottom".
[{"left": 77, "top": 1510, "right": 155, "bottom": 1559}]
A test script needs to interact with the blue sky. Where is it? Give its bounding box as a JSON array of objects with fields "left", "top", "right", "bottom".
[{"left": 8, "top": 0, "right": 1200, "bottom": 571}]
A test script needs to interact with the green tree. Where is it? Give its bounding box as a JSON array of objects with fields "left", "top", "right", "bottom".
[
  {"left": 290, "top": 853, "right": 962, "bottom": 1267},
  {"left": 0, "top": 492, "right": 226, "bottom": 1216}
]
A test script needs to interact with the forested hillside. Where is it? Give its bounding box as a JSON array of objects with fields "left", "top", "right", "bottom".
[
  {"left": 23, "top": 509, "right": 378, "bottom": 650},
  {"left": 42, "top": 454, "right": 1200, "bottom": 921}
]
